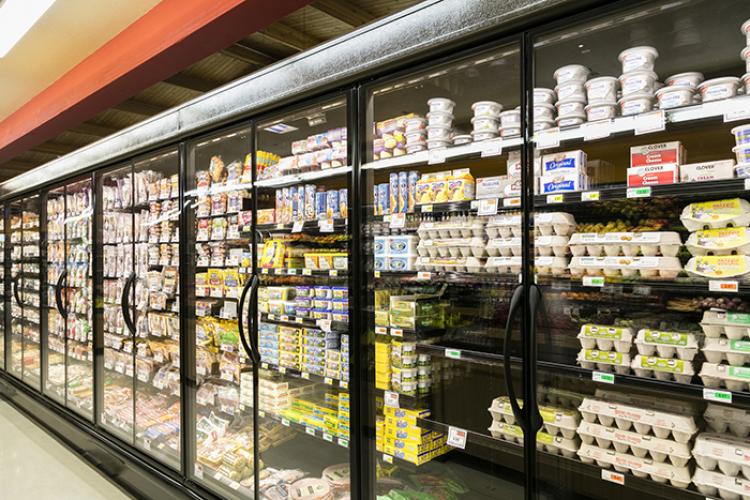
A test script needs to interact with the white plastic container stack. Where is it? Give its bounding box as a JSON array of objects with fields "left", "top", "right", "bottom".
[
  {"left": 617, "top": 46, "right": 659, "bottom": 117},
  {"left": 426, "top": 98, "right": 455, "bottom": 150},
  {"left": 732, "top": 123, "right": 750, "bottom": 179},
  {"left": 552, "top": 65, "right": 589, "bottom": 129},
  {"left": 631, "top": 329, "right": 699, "bottom": 383},
  {"left": 471, "top": 100, "right": 502, "bottom": 142},
  {"left": 404, "top": 117, "right": 427, "bottom": 154},
  {"left": 577, "top": 323, "right": 632, "bottom": 374}
]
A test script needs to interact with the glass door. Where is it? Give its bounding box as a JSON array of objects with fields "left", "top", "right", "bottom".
[
  {"left": 360, "top": 42, "right": 528, "bottom": 498},
  {"left": 0, "top": 205, "right": 6, "bottom": 371},
  {"left": 45, "top": 186, "right": 67, "bottom": 404},
  {"left": 530, "top": 1, "right": 750, "bottom": 499}
]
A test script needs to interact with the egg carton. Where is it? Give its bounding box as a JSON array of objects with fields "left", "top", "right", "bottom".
[
  {"left": 538, "top": 387, "right": 585, "bottom": 410},
  {"left": 485, "top": 256, "right": 521, "bottom": 274},
  {"left": 578, "top": 398, "right": 698, "bottom": 443},
  {"left": 486, "top": 237, "right": 521, "bottom": 257},
  {"left": 535, "top": 235, "right": 570, "bottom": 257},
  {"left": 485, "top": 214, "right": 521, "bottom": 238},
  {"left": 569, "top": 232, "right": 681, "bottom": 257},
  {"left": 577, "top": 443, "right": 691, "bottom": 488},
  {"left": 693, "top": 433, "right": 750, "bottom": 479},
  {"left": 701, "top": 310, "right": 750, "bottom": 340},
  {"left": 535, "top": 212, "right": 576, "bottom": 236},
  {"left": 703, "top": 337, "right": 750, "bottom": 365},
  {"left": 414, "top": 256, "right": 484, "bottom": 273},
  {"left": 577, "top": 324, "right": 633, "bottom": 352},
  {"left": 634, "top": 329, "right": 700, "bottom": 361},
  {"left": 417, "top": 220, "right": 485, "bottom": 239},
  {"left": 594, "top": 388, "right": 702, "bottom": 417},
  {"left": 569, "top": 256, "right": 682, "bottom": 279},
  {"left": 681, "top": 198, "right": 750, "bottom": 232},
  {"left": 577, "top": 421, "right": 692, "bottom": 467},
  {"left": 705, "top": 404, "right": 750, "bottom": 438},
  {"left": 700, "top": 362, "right": 750, "bottom": 392},
  {"left": 577, "top": 349, "right": 631, "bottom": 374},
  {"left": 534, "top": 256, "right": 569, "bottom": 276},
  {"left": 488, "top": 396, "right": 579, "bottom": 439},
  {"left": 686, "top": 255, "right": 750, "bottom": 281},
  {"left": 417, "top": 238, "right": 486, "bottom": 258},
  {"left": 686, "top": 227, "right": 750, "bottom": 256},
  {"left": 692, "top": 467, "right": 750, "bottom": 500},
  {"left": 630, "top": 354, "right": 695, "bottom": 383},
  {"left": 488, "top": 421, "right": 579, "bottom": 458}
]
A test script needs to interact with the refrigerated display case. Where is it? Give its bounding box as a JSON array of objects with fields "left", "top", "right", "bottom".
[{"left": 0, "top": 206, "right": 5, "bottom": 371}]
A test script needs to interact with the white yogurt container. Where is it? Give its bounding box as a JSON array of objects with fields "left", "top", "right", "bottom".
[
  {"left": 617, "top": 92, "right": 654, "bottom": 116},
  {"left": 734, "top": 143, "right": 750, "bottom": 164},
  {"left": 534, "top": 103, "right": 556, "bottom": 121},
  {"left": 619, "top": 70, "right": 659, "bottom": 96},
  {"left": 471, "top": 100, "right": 502, "bottom": 118},
  {"left": 472, "top": 131, "right": 499, "bottom": 142},
  {"left": 499, "top": 128, "right": 521, "bottom": 138},
  {"left": 634, "top": 329, "right": 699, "bottom": 361},
  {"left": 427, "top": 97, "right": 456, "bottom": 113},
  {"left": 555, "top": 81, "right": 587, "bottom": 101},
  {"left": 471, "top": 116, "right": 500, "bottom": 134},
  {"left": 553, "top": 64, "right": 590, "bottom": 84},
  {"left": 743, "top": 46, "right": 750, "bottom": 73},
  {"left": 630, "top": 354, "right": 694, "bottom": 383},
  {"left": 700, "top": 362, "right": 750, "bottom": 392},
  {"left": 533, "top": 120, "right": 554, "bottom": 133},
  {"left": 700, "top": 310, "right": 750, "bottom": 340},
  {"left": 453, "top": 134, "right": 472, "bottom": 146},
  {"left": 698, "top": 77, "right": 741, "bottom": 102},
  {"left": 556, "top": 98, "right": 587, "bottom": 118},
  {"left": 406, "top": 144, "right": 427, "bottom": 155},
  {"left": 556, "top": 114, "right": 586, "bottom": 128},
  {"left": 618, "top": 46, "right": 659, "bottom": 73},
  {"left": 732, "top": 123, "right": 750, "bottom": 146},
  {"left": 427, "top": 126, "right": 452, "bottom": 142},
  {"left": 585, "top": 101, "right": 617, "bottom": 122},
  {"left": 499, "top": 109, "right": 521, "bottom": 128},
  {"left": 703, "top": 337, "right": 750, "bottom": 366},
  {"left": 426, "top": 111, "right": 453, "bottom": 127},
  {"left": 584, "top": 76, "right": 618, "bottom": 103},
  {"left": 665, "top": 72, "right": 704, "bottom": 89},
  {"left": 655, "top": 85, "right": 694, "bottom": 110},
  {"left": 534, "top": 88, "right": 556, "bottom": 105},
  {"left": 693, "top": 433, "right": 750, "bottom": 478},
  {"left": 404, "top": 117, "right": 427, "bottom": 133},
  {"left": 736, "top": 162, "right": 750, "bottom": 179}
]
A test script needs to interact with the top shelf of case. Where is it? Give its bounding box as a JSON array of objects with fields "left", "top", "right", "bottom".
[{"left": 255, "top": 165, "right": 352, "bottom": 188}]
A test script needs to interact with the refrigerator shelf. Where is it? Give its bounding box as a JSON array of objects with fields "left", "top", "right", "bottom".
[
  {"left": 374, "top": 325, "right": 444, "bottom": 340},
  {"left": 536, "top": 275, "right": 750, "bottom": 296},
  {"left": 371, "top": 199, "right": 521, "bottom": 223},
  {"left": 259, "top": 361, "right": 350, "bottom": 390},
  {"left": 196, "top": 463, "right": 253, "bottom": 498},
  {"left": 259, "top": 267, "right": 348, "bottom": 278},
  {"left": 257, "top": 408, "right": 350, "bottom": 449},
  {"left": 374, "top": 388, "right": 430, "bottom": 410},
  {"left": 373, "top": 270, "right": 521, "bottom": 286},
  {"left": 255, "top": 165, "right": 352, "bottom": 188},
  {"left": 256, "top": 218, "right": 348, "bottom": 233},
  {"left": 186, "top": 181, "right": 253, "bottom": 198},
  {"left": 260, "top": 313, "right": 349, "bottom": 333}
]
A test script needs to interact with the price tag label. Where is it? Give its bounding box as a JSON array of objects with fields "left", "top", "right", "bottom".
[
  {"left": 274, "top": 268, "right": 284, "bottom": 275},
  {"left": 745, "top": 178, "right": 750, "bottom": 191},
  {"left": 143, "top": 439, "right": 151, "bottom": 450},
  {"left": 592, "top": 371, "right": 615, "bottom": 384},
  {"left": 320, "top": 219, "right": 334, "bottom": 233},
  {"left": 417, "top": 271, "right": 431, "bottom": 280},
  {"left": 703, "top": 388, "right": 732, "bottom": 404},
  {"left": 262, "top": 268, "right": 269, "bottom": 274},
  {"left": 391, "top": 328, "right": 403, "bottom": 337},
  {"left": 340, "top": 380, "right": 348, "bottom": 389},
  {"left": 634, "top": 110, "right": 665, "bottom": 135},
  {"left": 323, "top": 433, "right": 333, "bottom": 442},
  {"left": 288, "top": 268, "right": 299, "bottom": 275},
  {"left": 709, "top": 280, "right": 739, "bottom": 293},
  {"left": 421, "top": 205, "right": 433, "bottom": 213},
  {"left": 261, "top": 362, "right": 269, "bottom": 369},
  {"left": 384, "top": 390, "right": 399, "bottom": 408},
  {"left": 724, "top": 101, "right": 750, "bottom": 122},
  {"left": 338, "top": 438, "right": 349, "bottom": 448},
  {"left": 626, "top": 186, "right": 651, "bottom": 199},
  {"left": 382, "top": 454, "right": 393, "bottom": 464},
  {"left": 194, "top": 464, "right": 204, "bottom": 479},
  {"left": 583, "top": 276, "right": 605, "bottom": 287},
  {"left": 601, "top": 469, "right": 625, "bottom": 486},
  {"left": 324, "top": 377, "right": 333, "bottom": 385},
  {"left": 278, "top": 366, "right": 286, "bottom": 374},
  {"left": 302, "top": 268, "right": 312, "bottom": 276},
  {"left": 447, "top": 426, "right": 468, "bottom": 450},
  {"left": 375, "top": 326, "right": 387, "bottom": 335},
  {"left": 329, "top": 269, "right": 339, "bottom": 277},
  {"left": 582, "top": 120, "right": 612, "bottom": 141},
  {"left": 229, "top": 481, "right": 241, "bottom": 491},
  {"left": 281, "top": 418, "right": 290, "bottom": 426},
  {"left": 546, "top": 194, "right": 564, "bottom": 204},
  {"left": 318, "top": 319, "right": 333, "bottom": 332},
  {"left": 503, "top": 197, "right": 521, "bottom": 208},
  {"left": 292, "top": 221, "right": 304, "bottom": 233},
  {"left": 280, "top": 315, "right": 289, "bottom": 322},
  {"left": 633, "top": 285, "right": 651, "bottom": 296},
  {"left": 481, "top": 139, "right": 503, "bottom": 157},
  {"left": 477, "top": 198, "right": 499, "bottom": 216},
  {"left": 581, "top": 191, "right": 600, "bottom": 202},
  {"left": 305, "top": 427, "right": 316, "bottom": 436},
  {"left": 296, "top": 317, "right": 304, "bottom": 324},
  {"left": 390, "top": 213, "right": 406, "bottom": 228},
  {"left": 276, "top": 223, "right": 285, "bottom": 230},
  {"left": 445, "top": 349, "right": 461, "bottom": 360},
  {"left": 374, "top": 270, "right": 381, "bottom": 278},
  {"left": 428, "top": 149, "right": 446, "bottom": 165},
  {"left": 536, "top": 128, "right": 560, "bottom": 149},
  {"left": 258, "top": 410, "right": 265, "bottom": 418},
  {"left": 301, "top": 372, "right": 310, "bottom": 380}
]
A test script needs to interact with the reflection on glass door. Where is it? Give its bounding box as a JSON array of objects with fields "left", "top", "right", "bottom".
[
  {"left": 0, "top": 207, "right": 4, "bottom": 371},
  {"left": 45, "top": 187, "right": 66, "bottom": 404}
]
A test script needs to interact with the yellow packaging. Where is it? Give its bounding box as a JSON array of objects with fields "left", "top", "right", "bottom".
[
  {"left": 260, "top": 240, "right": 285, "bottom": 268},
  {"left": 415, "top": 178, "right": 433, "bottom": 205},
  {"left": 447, "top": 169, "right": 476, "bottom": 201}
]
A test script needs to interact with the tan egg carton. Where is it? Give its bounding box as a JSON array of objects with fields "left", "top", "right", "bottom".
[
  {"left": 416, "top": 238, "right": 486, "bottom": 258},
  {"left": 488, "top": 396, "right": 580, "bottom": 439},
  {"left": 699, "top": 362, "right": 750, "bottom": 392},
  {"left": 538, "top": 386, "right": 585, "bottom": 410},
  {"left": 535, "top": 235, "right": 570, "bottom": 257},
  {"left": 681, "top": 198, "right": 750, "bottom": 232},
  {"left": 686, "top": 227, "right": 750, "bottom": 256},
  {"left": 488, "top": 421, "right": 579, "bottom": 458},
  {"left": 415, "top": 256, "right": 484, "bottom": 273},
  {"left": 486, "top": 237, "right": 521, "bottom": 257},
  {"left": 485, "top": 214, "right": 521, "bottom": 238},
  {"left": 704, "top": 404, "right": 750, "bottom": 438},
  {"left": 630, "top": 354, "right": 695, "bottom": 383},
  {"left": 535, "top": 212, "right": 576, "bottom": 236},
  {"left": 693, "top": 433, "right": 750, "bottom": 479},
  {"left": 569, "top": 232, "right": 682, "bottom": 257},
  {"left": 701, "top": 310, "right": 750, "bottom": 340},
  {"left": 569, "top": 256, "right": 682, "bottom": 279},
  {"left": 577, "top": 349, "right": 632, "bottom": 374},
  {"left": 577, "top": 421, "right": 692, "bottom": 467},
  {"left": 534, "top": 256, "right": 569, "bottom": 276},
  {"left": 485, "top": 256, "right": 522, "bottom": 274},
  {"left": 417, "top": 219, "right": 485, "bottom": 240},
  {"left": 634, "top": 329, "right": 700, "bottom": 361},
  {"left": 692, "top": 467, "right": 750, "bottom": 500},
  {"left": 577, "top": 442, "right": 692, "bottom": 488},
  {"left": 578, "top": 324, "right": 634, "bottom": 352},
  {"left": 703, "top": 337, "right": 750, "bottom": 365},
  {"left": 578, "top": 398, "right": 699, "bottom": 443},
  {"left": 594, "top": 388, "right": 702, "bottom": 417},
  {"left": 685, "top": 255, "right": 750, "bottom": 281}
]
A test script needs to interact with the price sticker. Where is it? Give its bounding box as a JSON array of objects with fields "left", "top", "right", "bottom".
[
  {"left": 546, "top": 194, "right": 564, "bottom": 204},
  {"left": 417, "top": 271, "right": 431, "bottom": 280},
  {"left": 447, "top": 426, "right": 468, "bottom": 450},
  {"left": 583, "top": 276, "right": 605, "bottom": 287},
  {"left": 143, "top": 439, "right": 151, "bottom": 450},
  {"left": 374, "top": 271, "right": 381, "bottom": 278},
  {"left": 261, "top": 268, "right": 269, "bottom": 274},
  {"left": 581, "top": 191, "right": 600, "bottom": 202},
  {"left": 340, "top": 380, "right": 348, "bottom": 389},
  {"left": 477, "top": 198, "right": 499, "bottom": 216},
  {"left": 445, "top": 349, "right": 461, "bottom": 360},
  {"left": 592, "top": 371, "right": 615, "bottom": 384},
  {"left": 323, "top": 433, "right": 333, "bottom": 442},
  {"left": 287, "top": 268, "right": 297, "bottom": 275},
  {"left": 601, "top": 469, "right": 625, "bottom": 485},
  {"left": 428, "top": 149, "right": 446, "bottom": 165},
  {"left": 421, "top": 205, "right": 433, "bottom": 213},
  {"left": 258, "top": 410, "right": 265, "bottom": 418},
  {"left": 280, "top": 315, "right": 289, "bottom": 321},
  {"left": 194, "top": 464, "right": 204, "bottom": 479},
  {"left": 382, "top": 454, "right": 394, "bottom": 464},
  {"left": 305, "top": 427, "right": 316, "bottom": 436},
  {"left": 481, "top": 139, "right": 503, "bottom": 157},
  {"left": 301, "top": 372, "right": 310, "bottom": 380},
  {"left": 324, "top": 377, "right": 333, "bottom": 385},
  {"left": 292, "top": 221, "right": 304, "bottom": 233},
  {"left": 709, "top": 280, "right": 739, "bottom": 293},
  {"left": 724, "top": 101, "right": 750, "bottom": 122},
  {"left": 320, "top": 219, "right": 334, "bottom": 233},
  {"left": 338, "top": 438, "right": 349, "bottom": 448},
  {"left": 391, "top": 328, "right": 403, "bottom": 337},
  {"left": 703, "top": 388, "right": 732, "bottom": 404},
  {"left": 536, "top": 128, "right": 560, "bottom": 149},
  {"left": 274, "top": 268, "right": 284, "bottom": 275},
  {"left": 261, "top": 362, "right": 269, "bottom": 369},
  {"left": 582, "top": 120, "right": 612, "bottom": 141},
  {"left": 503, "top": 197, "right": 521, "bottom": 208},
  {"left": 329, "top": 269, "right": 339, "bottom": 277},
  {"left": 302, "top": 268, "right": 312, "bottom": 276},
  {"left": 626, "top": 186, "right": 651, "bottom": 199},
  {"left": 375, "top": 326, "right": 387, "bottom": 335},
  {"left": 276, "top": 223, "right": 285, "bottom": 230},
  {"left": 390, "top": 213, "right": 406, "bottom": 229},
  {"left": 281, "top": 418, "right": 290, "bottom": 427},
  {"left": 296, "top": 317, "right": 304, "bottom": 324},
  {"left": 634, "top": 110, "right": 665, "bottom": 135},
  {"left": 384, "top": 390, "right": 399, "bottom": 408},
  {"left": 745, "top": 178, "right": 750, "bottom": 191}
]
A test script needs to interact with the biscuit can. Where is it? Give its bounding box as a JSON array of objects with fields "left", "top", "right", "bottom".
[
  {"left": 327, "top": 189, "right": 340, "bottom": 219},
  {"left": 304, "top": 184, "right": 316, "bottom": 221},
  {"left": 275, "top": 189, "right": 283, "bottom": 223},
  {"left": 398, "top": 171, "right": 408, "bottom": 213},
  {"left": 290, "top": 186, "right": 299, "bottom": 221},
  {"left": 389, "top": 173, "right": 399, "bottom": 214},
  {"left": 315, "top": 191, "right": 327, "bottom": 220},
  {"left": 339, "top": 188, "right": 348, "bottom": 219},
  {"left": 378, "top": 183, "right": 389, "bottom": 215},
  {"left": 407, "top": 171, "right": 418, "bottom": 213},
  {"left": 373, "top": 185, "right": 379, "bottom": 216},
  {"left": 281, "top": 188, "right": 290, "bottom": 224}
]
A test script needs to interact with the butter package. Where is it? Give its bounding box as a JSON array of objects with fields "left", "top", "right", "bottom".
[
  {"left": 476, "top": 176, "right": 509, "bottom": 199},
  {"left": 630, "top": 141, "right": 686, "bottom": 168},
  {"left": 431, "top": 174, "right": 451, "bottom": 203},
  {"left": 627, "top": 164, "right": 679, "bottom": 187},
  {"left": 387, "top": 256, "right": 416, "bottom": 272},
  {"left": 541, "top": 150, "right": 587, "bottom": 174},
  {"left": 680, "top": 159, "right": 735, "bottom": 183},
  {"left": 538, "top": 172, "right": 588, "bottom": 193}
]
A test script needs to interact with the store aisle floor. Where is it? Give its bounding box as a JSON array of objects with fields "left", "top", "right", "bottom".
[{"left": 0, "top": 400, "right": 131, "bottom": 500}]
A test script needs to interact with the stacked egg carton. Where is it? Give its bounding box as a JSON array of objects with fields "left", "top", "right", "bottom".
[
  {"left": 631, "top": 328, "right": 700, "bottom": 383},
  {"left": 415, "top": 216, "right": 486, "bottom": 273},
  {"left": 484, "top": 212, "right": 521, "bottom": 274},
  {"left": 577, "top": 323, "right": 633, "bottom": 375},
  {"left": 534, "top": 212, "right": 576, "bottom": 276},
  {"left": 426, "top": 98, "right": 455, "bottom": 150},
  {"left": 577, "top": 391, "right": 697, "bottom": 488},
  {"left": 552, "top": 65, "right": 589, "bottom": 129},
  {"left": 487, "top": 395, "right": 580, "bottom": 458},
  {"left": 699, "top": 309, "right": 750, "bottom": 392},
  {"left": 692, "top": 416, "right": 750, "bottom": 499},
  {"left": 617, "top": 46, "right": 659, "bottom": 117},
  {"left": 470, "top": 101, "right": 503, "bottom": 143}
]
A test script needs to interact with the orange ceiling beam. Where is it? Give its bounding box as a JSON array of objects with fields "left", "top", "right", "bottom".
[{"left": 0, "top": 0, "right": 312, "bottom": 165}]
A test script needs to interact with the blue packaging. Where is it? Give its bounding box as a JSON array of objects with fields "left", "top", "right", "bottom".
[
  {"left": 389, "top": 173, "right": 399, "bottom": 214},
  {"left": 290, "top": 186, "right": 299, "bottom": 221},
  {"left": 398, "top": 171, "right": 408, "bottom": 213},
  {"left": 339, "top": 188, "right": 348, "bottom": 219},
  {"left": 407, "top": 171, "right": 418, "bottom": 213},
  {"left": 374, "top": 256, "right": 386, "bottom": 271},
  {"left": 374, "top": 236, "right": 387, "bottom": 256},
  {"left": 378, "top": 183, "right": 389, "bottom": 215},
  {"left": 304, "top": 184, "right": 316, "bottom": 221},
  {"left": 373, "top": 185, "right": 379, "bottom": 216},
  {"left": 327, "top": 189, "right": 340, "bottom": 219},
  {"left": 315, "top": 191, "right": 327, "bottom": 220}
]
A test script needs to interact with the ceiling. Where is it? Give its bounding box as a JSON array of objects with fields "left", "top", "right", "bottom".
[{"left": 0, "top": 0, "right": 422, "bottom": 181}]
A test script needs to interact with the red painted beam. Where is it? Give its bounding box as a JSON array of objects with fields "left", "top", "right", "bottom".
[{"left": 0, "top": 0, "right": 312, "bottom": 164}]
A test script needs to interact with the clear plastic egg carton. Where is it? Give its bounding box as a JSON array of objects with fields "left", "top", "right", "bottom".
[
  {"left": 577, "top": 324, "right": 633, "bottom": 353},
  {"left": 686, "top": 227, "right": 750, "bottom": 256},
  {"left": 538, "top": 387, "right": 584, "bottom": 410},
  {"left": 692, "top": 467, "right": 750, "bottom": 500},
  {"left": 535, "top": 235, "right": 570, "bottom": 257},
  {"left": 578, "top": 398, "right": 699, "bottom": 444},
  {"left": 488, "top": 396, "right": 580, "bottom": 439},
  {"left": 577, "top": 443, "right": 692, "bottom": 488},
  {"left": 417, "top": 219, "right": 485, "bottom": 239},
  {"left": 681, "top": 198, "right": 750, "bottom": 232},
  {"left": 569, "top": 232, "right": 682, "bottom": 258},
  {"left": 630, "top": 354, "right": 695, "bottom": 383},
  {"left": 634, "top": 329, "right": 700, "bottom": 361},
  {"left": 685, "top": 255, "right": 750, "bottom": 281},
  {"left": 576, "top": 421, "right": 692, "bottom": 467},
  {"left": 693, "top": 433, "right": 750, "bottom": 479},
  {"left": 415, "top": 256, "right": 484, "bottom": 273},
  {"left": 701, "top": 310, "right": 750, "bottom": 340},
  {"left": 703, "top": 337, "right": 750, "bottom": 365},
  {"left": 485, "top": 256, "right": 522, "bottom": 274},
  {"left": 534, "top": 256, "right": 569, "bottom": 276},
  {"left": 577, "top": 349, "right": 631, "bottom": 374},
  {"left": 487, "top": 421, "right": 579, "bottom": 458},
  {"left": 569, "top": 256, "right": 682, "bottom": 279},
  {"left": 535, "top": 212, "right": 576, "bottom": 236},
  {"left": 699, "top": 362, "right": 750, "bottom": 392},
  {"left": 485, "top": 214, "right": 521, "bottom": 238},
  {"left": 416, "top": 238, "right": 486, "bottom": 258},
  {"left": 704, "top": 404, "right": 750, "bottom": 438},
  {"left": 486, "top": 237, "right": 521, "bottom": 257}
]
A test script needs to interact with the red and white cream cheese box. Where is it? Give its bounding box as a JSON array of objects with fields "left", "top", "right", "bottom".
[
  {"left": 627, "top": 164, "right": 679, "bottom": 187},
  {"left": 630, "top": 141, "right": 686, "bottom": 168}
]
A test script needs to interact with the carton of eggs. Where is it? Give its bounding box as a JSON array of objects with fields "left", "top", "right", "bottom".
[
  {"left": 486, "top": 237, "right": 521, "bottom": 257},
  {"left": 535, "top": 212, "right": 576, "bottom": 236},
  {"left": 692, "top": 467, "right": 750, "bottom": 499},
  {"left": 630, "top": 354, "right": 695, "bottom": 383},
  {"left": 488, "top": 396, "right": 579, "bottom": 439},
  {"left": 685, "top": 255, "right": 750, "bottom": 280},
  {"left": 534, "top": 256, "right": 569, "bottom": 276},
  {"left": 700, "top": 310, "right": 750, "bottom": 340},
  {"left": 703, "top": 337, "right": 750, "bottom": 365},
  {"left": 577, "top": 443, "right": 691, "bottom": 488},
  {"left": 415, "top": 256, "right": 483, "bottom": 273},
  {"left": 686, "top": 227, "right": 750, "bottom": 256},
  {"left": 535, "top": 235, "right": 570, "bottom": 257},
  {"left": 417, "top": 218, "right": 485, "bottom": 239},
  {"left": 487, "top": 421, "right": 579, "bottom": 458},
  {"left": 634, "top": 329, "right": 700, "bottom": 361},
  {"left": 681, "top": 198, "right": 750, "bottom": 232},
  {"left": 569, "top": 256, "right": 682, "bottom": 279},
  {"left": 417, "top": 238, "right": 486, "bottom": 258},
  {"left": 704, "top": 404, "right": 750, "bottom": 437},
  {"left": 699, "top": 362, "right": 750, "bottom": 392},
  {"left": 484, "top": 256, "right": 521, "bottom": 274},
  {"left": 568, "top": 231, "right": 682, "bottom": 257},
  {"left": 692, "top": 433, "right": 750, "bottom": 478},
  {"left": 577, "top": 323, "right": 633, "bottom": 352},
  {"left": 485, "top": 213, "right": 521, "bottom": 238},
  {"left": 577, "top": 349, "right": 631, "bottom": 374}
]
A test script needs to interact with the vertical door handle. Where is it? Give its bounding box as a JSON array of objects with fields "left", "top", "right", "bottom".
[
  {"left": 246, "top": 275, "right": 261, "bottom": 365},
  {"left": 12, "top": 275, "right": 21, "bottom": 306},
  {"left": 120, "top": 272, "right": 136, "bottom": 335},
  {"left": 502, "top": 284, "right": 526, "bottom": 431},
  {"left": 238, "top": 276, "right": 254, "bottom": 361},
  {"left": 527, "top": 283, "right": 543, "bottom": 433},
  {"left": 55, "top": 270, "right": 68, "bottom": 320}
]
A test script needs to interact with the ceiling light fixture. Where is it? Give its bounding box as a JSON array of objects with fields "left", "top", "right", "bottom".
[{"left": 0, "top": 0, "right": 55, "bottom": 58}]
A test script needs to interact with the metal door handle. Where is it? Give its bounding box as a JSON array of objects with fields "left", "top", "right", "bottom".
[
  {"left": 502, "top": 284, "right": 526, "bottom": 431},
  {"left": 12, "top": 275, "right": 21, "bottom": 306},
  {"left": 55, "top": 270, "right": 68, "bottom": 320},
  {"left": 247, "top": 275, "right": 261, "bottom": 365},
  {"left": 121, "top": 272, "right": 136, "bottom": 335},
  {"left": 238, "top": 276, "right": 255, "bottom": 361}
]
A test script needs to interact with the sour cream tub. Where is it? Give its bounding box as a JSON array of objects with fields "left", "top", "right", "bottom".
[
  {"left": 733, "top": 144, "right": 750, "bottom": 164},
  {"left": 743, "top": 19, "right": 750, "bottom": 45},
  {"left": 553, "top": 64, "right": 590, "bottom": 84},
  {"left": 500, "top": 109, "right": 521, "bottom": 128},
  {"left": 618, "top": 46, "right": 659, "bottom": 73},
  {"left": 619, "top": 70, "right": 658, "bottom": 96},
  {"left": 472, "top": 131, "right": 498, "bottom": 142},
  {"left": 655, "top": 85, "right": 694, "bottom": 110},
  {"left": 556, "top": 98, "right": 586, "bottom": 118},
  {"left": 555, "top": 81, "right": 587, "bottom": 101},
  {"left": 427, "top": 97, "right": 456, "bottom": 113},
  {"left": 426, "top": 111, "right": 453, "bottom": 127},
  {"left": 471, "top": 116, "right": 500, "bottom": 133},
  {"left": 471, "top": 100, "right": 503, "bottom": 118},
  {"left": 742, "top": 46, "right": 750, "bottom": 73},
  {"left": 500, "top": 127, "right": 521, "bottom": 138},
  {"left": 453, "top": 134, "right": 472, "bottom": 146},
  {"left": 427, "top": 126, "right": 452, "bottom": 141},
  {"left": 585, "top": 76, "right": 618, "bottom": 103},
  {"left": 533, "top": 120, "right": 555, "bottom": 133},
  {"left": 736, "top": 162, "right": 750, "bottom": 178},
  {"left": 556, "top": 114, "right": 586, "bottom": 128},
  {"left": 732, "top": 124, "right": 750, "bottom": 146},
  {"left": 534, "top": 88, "right": 556, "bottom": 105},
  {"left": 585, "top": 101, "right": 618, "bottom": 122},
  {"left": 665, "top": 72, "right": 704, "bottom": 89},
  {"left": 698, "top": 77, "right": 741, "bottom": 102},
  {"left": 534, "top": 103, "right": 556, "bottom": 121},
  {"left": 618, "top": 92, "right": 654, "bottom": 116},
  {"left": 404, "top": 117, "right": 427, "bottom": 133}
]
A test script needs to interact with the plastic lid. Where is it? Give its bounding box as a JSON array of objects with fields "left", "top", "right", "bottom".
[
  {"left": 742, "top": 45, "right": 750, "bottom": 61},
  {"left": 427, "top": 97, "right": 456, "bottom": 106},
  {"left": 555, "top": 97, "right": 587, "bottom": 106},
  {"left": 584, "top": 100, "right": 617, "bottom": 111},
  {"left": 617, "top": 92, "right": 655, "bottom": 104},
  {"left": 534, "top": 102, "right": 555, "bottom": 110},
  {"left": 555, "top": 113, "right": 585, "bottom": 122},
  {"left": 471, "top": 116, "right": 499, "bottom": 124},
  {"left": 553, "top": 64, "right": 590, "bottom": 81},
  {"left": 742, "top": 18, "right": 750, "bottom": 34},
  {"left": 698, "top": 76, "right": 741, "bottom": 90},
  {"left": 500, "top": 109, "right": 521, "bottom": 116},
  {"left": 471, "top": 100, "right": 502, "bottom": 110},
  {"left": 584, "top": 76, "right": 619, "bottom": 88},
  {"left": 654, "top": 85, "right": 694, "bottom": 97},
  {"left": 618, "top": 70, "right": 659, "bottom": 82},
  {"left": 618, "top": 45, "right": 659, "bottom": 62},
  {"left": 665, "top": 72, "right": 704, "bottom": 85},
  {"left": 533, "top": 87, "right": 556, "bottom": 95}
]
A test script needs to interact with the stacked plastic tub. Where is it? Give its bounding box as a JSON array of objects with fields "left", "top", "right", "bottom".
[
  {"left": 415, "top": 216, "right": 486, "bottom": 273},
  {"left": 470, "top": 101, "right": 503, "bottom": 143},
  {"left": 426, "top": 98, "right": 455, "bottom": 150}
]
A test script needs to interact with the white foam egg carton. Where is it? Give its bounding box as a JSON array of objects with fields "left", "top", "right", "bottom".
[
  {"left": 703, "top": 337, "right": 750, "bottom": 365},
  {"left": 415, "top": 256, "right": 484, "bottom": 273},
  {"left": 485, "top": 256, "right": 522, "bottom": 274},
  {"left": 486, "top": 237, "right": 521, "bottom": 257},
  {"left": 417, "top": 220, "right": 485, "bottom": 240},
  {"left": 535, "top": 212, "right": 576, "bottom": 236},
  {"left": 569, "top": 232, "right": 682, "bottom": 257},
  {"left": 704, "top": 404, "right": 750, "bottom": 438},
  {"left": 686, "top": 227, "right": 750, "bottom": 256},
  {"left": 577, "top": 324, "right": 633, "bottom": 352},
  {"left": 686, "top": 255, "right": 750, "bottom": 280},
  {"left": 577, "top": 421, "right": 692, "bottom": 467},
  {"left": 488, "top": 396, "right": 580, "bottom": 439},
  {"left": 681, "top": 198, "right": 750, "bottom": 232},
  {"left": 535, "top": 235, "right": 570, "bottom": 257},
  {"left": 594, "top": 388, "right": 702, "bottom": 417},
  {"left": 701, "top": 310, "right": 750, "bottom": 340},
  {"left": 534, "top": 256, "right": 569, "bottom": 276},
  {"left": 634, "top": 329, "right": 700, "bottom": 361},
  {"left": 569, "top": 256, "right": 682, "bottom": 279},
  {"left": 485, "top": 214, "right": 521, "bottom": 239},
  {"left": 578, "top": 397, "right": 699, "bottom": 443},
  {"left": 577, "top": 442, "right": 691, "bottom": 488},
  {"left": 692, "top": 467, "right": 750, "bottom": 500},
  {"left": 693, "top": 433, "right": 750, "bottom": 479},
  {"left": 630, "top": 354, "right": 695, "bottom": 383},
  {"left": 700, "top": 362, "right": 750, "bottom": 392},
  {"left": 577, "top": 349, "right": 631, "bottom": 374},
  {"left": 417, "top": 238, "right": 486, "bottom": 258},
  {"left": 488, "top": 421, "right": 579, "bottom": 458},
  {"left": 539, "top": 387, "right": 584, "bottom": 409}
]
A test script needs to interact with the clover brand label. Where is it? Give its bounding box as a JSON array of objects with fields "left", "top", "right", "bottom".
[
  {"left": 643, "top": 330, "right": 689, "bottom": 346},
  {"left": 640, "top": 356, "right": 685, "bottom": 373},
  {"left": 689, "top": 199, "right": 742, "bottom": 222}
]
